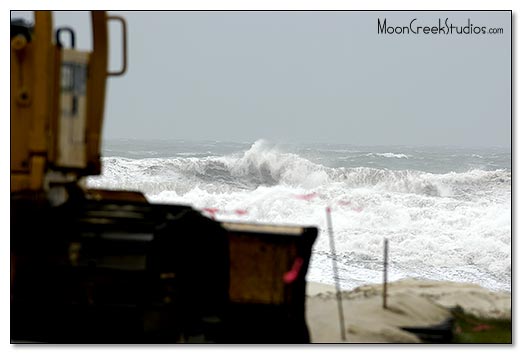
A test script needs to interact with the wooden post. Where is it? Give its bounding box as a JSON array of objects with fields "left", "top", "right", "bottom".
[
  {"left": 383, "top": 238, "right": 389, "bottom": 309},
  {"left": 326, "top": 207, "right": 346, "bottom": 341}
]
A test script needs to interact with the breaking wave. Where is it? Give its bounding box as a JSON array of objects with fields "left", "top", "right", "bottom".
[
  {"left": 89, "top": 139, "right": 510, "bottom": 199},
  {"left": 87, "top": 139, "right": 511, "bottom": 292}
]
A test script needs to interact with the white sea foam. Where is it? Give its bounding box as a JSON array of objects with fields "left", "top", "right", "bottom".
[
  {"left": 367, "top": 152, "right": 409, "bottom": 159},
  {"left": 87, "top": 140, "right": 511, "bottom": 292}
]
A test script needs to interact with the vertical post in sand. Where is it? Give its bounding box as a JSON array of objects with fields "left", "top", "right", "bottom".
[
  {"left": 326, "top": 207, "right": 346, "bottom": 342},
  {"left": 383, "top": 238, "right": 389, "bottom": 309}
]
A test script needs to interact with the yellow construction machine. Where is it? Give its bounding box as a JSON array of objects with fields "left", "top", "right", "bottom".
[{"left": 10, "top": 11, "right": 317, "bottom": 343}]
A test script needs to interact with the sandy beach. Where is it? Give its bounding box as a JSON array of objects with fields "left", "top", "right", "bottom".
[{"left": 305, "top": 279, "right": 511, "bottom": 343}]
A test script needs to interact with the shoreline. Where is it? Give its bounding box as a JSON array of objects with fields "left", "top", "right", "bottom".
[{"left": 305, "top": 278, "right": 511, "bottom": 343}]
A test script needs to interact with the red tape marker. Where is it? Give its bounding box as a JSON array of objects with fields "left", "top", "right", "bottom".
[
  {"left": 295, "top": 192, "right": 319, "bottom": 201},
  {"left": 283, "top": 257, "right": 304, "bottom": 284},
  {"left": 202, "top": 207, "right": 219, "bottom": 215},
  {"left": 234, "top": 209, "right": 248, "bottom": 215},
  {"left": 202, "top": 207, "right": 219, "bottom": 219}
]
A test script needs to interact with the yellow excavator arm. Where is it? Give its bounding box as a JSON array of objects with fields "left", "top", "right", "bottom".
[{"left": 11, "top": 11, "right": 127, "bottom": 193}]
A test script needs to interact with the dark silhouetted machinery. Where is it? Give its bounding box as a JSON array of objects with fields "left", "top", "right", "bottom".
[{"left": 10, "top": 11, "right": 317, "bottom": 343}]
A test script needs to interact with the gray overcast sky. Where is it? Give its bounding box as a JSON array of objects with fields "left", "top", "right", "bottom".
[{"left": 13, "top": 11, "right": 511, "bottom": 147}]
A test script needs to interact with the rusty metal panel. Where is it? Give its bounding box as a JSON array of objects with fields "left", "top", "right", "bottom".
[{"left": 227, "top": 225, "right": 298, "bottom": 305}]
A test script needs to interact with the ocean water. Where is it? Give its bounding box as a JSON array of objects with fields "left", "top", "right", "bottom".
[{"left": 87, "top": 139, "right": 511, "bottom": 292}]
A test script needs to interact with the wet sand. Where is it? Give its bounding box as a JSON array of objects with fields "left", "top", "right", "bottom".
[{"left": 305, "top": 279, "right": 511, "bottom": 343}]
